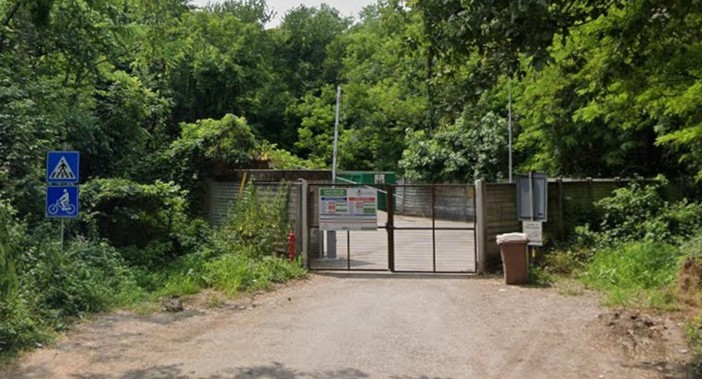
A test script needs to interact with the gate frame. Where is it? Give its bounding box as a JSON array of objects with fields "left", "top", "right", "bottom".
[{"left": 305, "top": 182, "right": 478, "bottom": 274}]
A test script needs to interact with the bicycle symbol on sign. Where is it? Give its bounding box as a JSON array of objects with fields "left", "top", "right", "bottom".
[{"left": 47, "top": 188, "right": 76, "bottom": 215}]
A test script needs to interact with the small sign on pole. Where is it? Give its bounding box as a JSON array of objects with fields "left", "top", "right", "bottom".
[
  {"left": 45, "top": 150, "right": 80, "bottom": 250},
  {"left": 522, "top": 220, "right": 543, "bottom": 246},
  {"left": 46, "top": 186, "right": 79, "bottom": 218},
  {"left": 47, "top": 151, "right": 80, "bottom": 184}
]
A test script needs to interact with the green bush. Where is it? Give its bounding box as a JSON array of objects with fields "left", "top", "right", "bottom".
[
  {"left": 24, "top": 238, "right": 143, "bottom": 320},
  {"left": 1, "top": 203, "right": 145, "bottom": 355},
  {"left": 0, "top": 179, "right": 305, "bottom": 356},
  {"left": 0, "top": 200, "right": 50, "bottom": 353},
  {"left": 0, "top": 295, "right": 49, "bottom": 353},
  {"left": 163, "top": 114, "right": 257, "bottom": 212},
  {"left": 596, "top": 180, "right": 665, "bottom": 242},
  {"left": 135, "top": 253, "right": 206, "bottom": 298},
  {"left": 146, "top": 184, "right": 305, "bottom": 298},
  {"left": 0, "top": 200, "right": 21, "bottom": 303},
  {"left": 577, "top": 178, "right": 702, "bottom": 247},
  {"left": 81, "top": 178, "right": 204, "bottom": 266},
  {"left": 665, "top": 201, "right": 702, "bottom": 244}
]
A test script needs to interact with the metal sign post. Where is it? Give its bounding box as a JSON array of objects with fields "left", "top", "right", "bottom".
[
  {"left": 508, "top": 82, "right": 513, "bottom": 183},
  {"left": 46, "top": 151, "right": 80, "bottom": 252}
]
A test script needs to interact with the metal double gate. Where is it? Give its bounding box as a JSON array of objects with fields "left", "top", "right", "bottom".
[{"left": 308, "top": 183, "right": 477, "bottom": 273}]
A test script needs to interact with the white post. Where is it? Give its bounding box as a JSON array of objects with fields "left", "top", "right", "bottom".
[
  {"left": 327, "top": 86, "right": 342, "bottom": 259},
  {"left": 300, "top": 180, "right": 309, "bottom": 268}
]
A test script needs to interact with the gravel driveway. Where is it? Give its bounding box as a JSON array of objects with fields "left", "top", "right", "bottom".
[{"left": 1, "top": 274, "right": 691, "bottom": 378}]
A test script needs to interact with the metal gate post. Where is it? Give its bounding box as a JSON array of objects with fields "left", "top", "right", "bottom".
[
  {"left": 386, "top": 184, "right": 395, "bottom": 272},
  {"left": 475, "top": 180, "right": 487, "bottom": 274},
  {"left": 431, "top": 184, "right": 436, "bottom": 273}
]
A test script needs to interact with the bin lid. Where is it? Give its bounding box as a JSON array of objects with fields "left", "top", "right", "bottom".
[{"left": 496, "top": 232, "right": 528, "bottom": 244}]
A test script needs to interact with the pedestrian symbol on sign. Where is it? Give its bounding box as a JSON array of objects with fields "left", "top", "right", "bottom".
[
  {"left": 49, "top": 157, "right": 76, "bottom": 181},
  {"left": 46, "top": 151, "right": 79, "bottom": 184}
]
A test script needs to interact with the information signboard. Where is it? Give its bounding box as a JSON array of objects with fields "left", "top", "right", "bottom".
[
  {"left": 522, "top": 220, "right": 543, "bottom": 246},
  {"left": 319, "top": 188, "right": 377, "bottom": 231}
]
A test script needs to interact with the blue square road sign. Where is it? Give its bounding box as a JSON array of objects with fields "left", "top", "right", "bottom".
[
  {"left": 47, "top": 151, "right": 79, "bottom": 184},
  {"left": 46, "top": 186, "right": 79, "bottom": 218}
]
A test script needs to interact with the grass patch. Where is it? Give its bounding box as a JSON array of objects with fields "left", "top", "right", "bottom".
[
  {"left": 579, "top": 241, "right": 680, "bottom": 309},
  {"left": 203, "top": 253, "right": 306, "bottom": 296},
  {"left": 129, "top": 252, "right": 306, "bottom": 309},
  {"left": 553, "top": 278, "right": 586, "bottom": 297}
]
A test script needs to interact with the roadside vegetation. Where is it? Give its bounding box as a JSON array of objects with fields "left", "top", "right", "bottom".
[
  {"left": 533, "top": 178, "right": 702, "bottom": 374},
  {"left": 0, "top": 183, "right": 305, "bottom": 359}
]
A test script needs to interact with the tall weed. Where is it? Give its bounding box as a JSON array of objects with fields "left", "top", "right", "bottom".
[
  {"left": 203, "top": 250, "right": 306, "bottom": 296},
  {"left": 23, "top": 238, "right": 144, "bottom": 320},
  {"left": 212, "top": 183, "right": 291, "bottom": 258}
]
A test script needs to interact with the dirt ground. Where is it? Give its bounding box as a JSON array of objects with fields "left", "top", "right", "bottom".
[{"left": 0, "top": 274, "right": 695, "bottom": 379}]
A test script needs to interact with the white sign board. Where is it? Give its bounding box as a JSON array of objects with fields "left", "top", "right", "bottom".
[
  {"left": 319, "top": 188, "right": 377, "bottom": 231},
  {"left": 522, "top": 221, "right": 543, "bottom": 246}
]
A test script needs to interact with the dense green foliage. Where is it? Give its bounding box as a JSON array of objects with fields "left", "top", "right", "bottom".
[
  {"left": 535, "top": 179, "right": 702, "bottom": 374},
  {"left": 577, "top": 179, "right": 702, "bottom": 246},
  {"left": 1, "top": 0, "right": 702, "bottom": 362},
  {"left": 80, "top": 179, "right": 197, "bottom": 266},
  {"left": 2, "top": 0, "right": 702, "bottom": 212}
]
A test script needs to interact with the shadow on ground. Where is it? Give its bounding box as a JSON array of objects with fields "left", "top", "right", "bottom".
[
  {"left": 314, "top": 272, "right": 497, "bottom": 281},
  {"left": 0, "top": 361, "right": 456, "bottom": 379}
]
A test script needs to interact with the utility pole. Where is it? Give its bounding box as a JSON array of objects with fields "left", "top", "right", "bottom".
[
  {"left": 327, "top": 86, "right": 342, "bottom": 259},
  {"left": 508, "top": 81, "right": 513, "bottom": 183}
]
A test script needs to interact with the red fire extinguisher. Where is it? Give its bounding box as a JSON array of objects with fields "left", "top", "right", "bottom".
[{"left": 288, "top": 231, "right": 295, "bottom": 262}]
